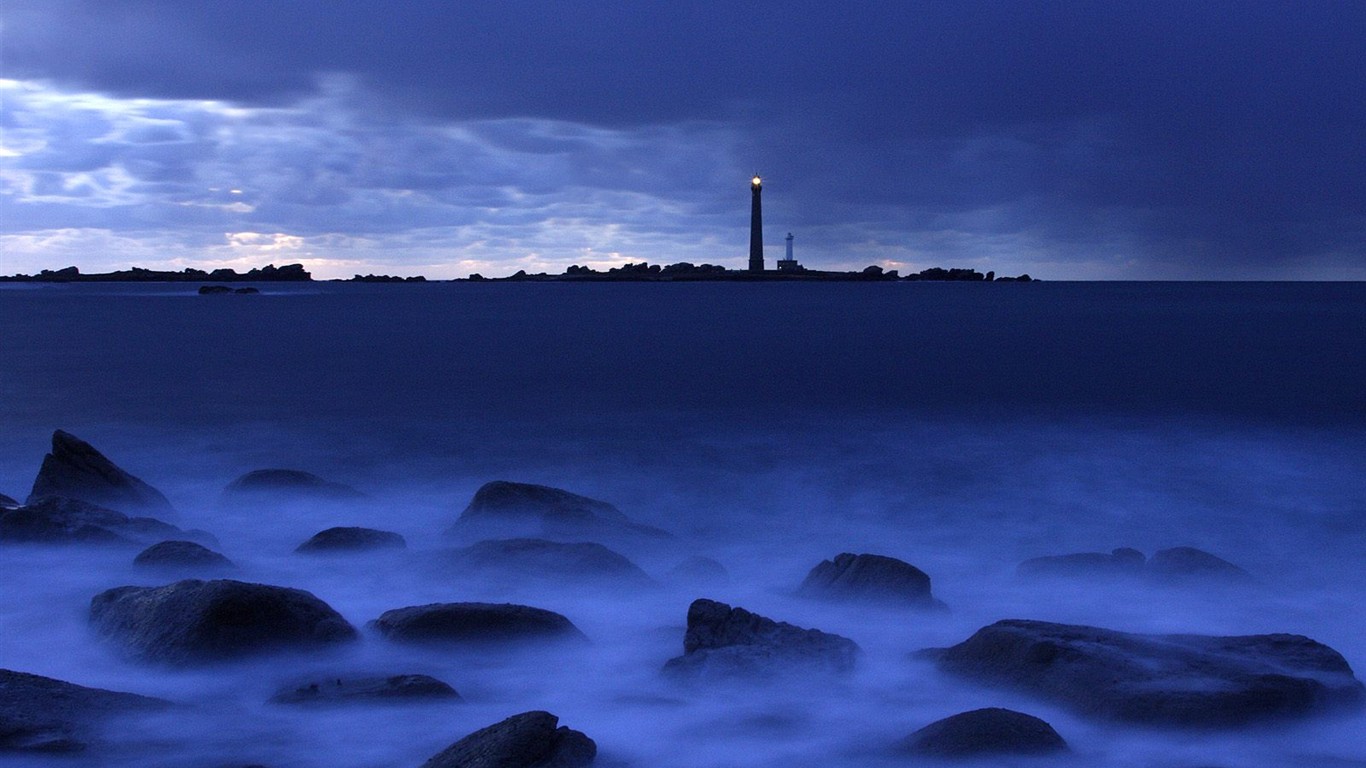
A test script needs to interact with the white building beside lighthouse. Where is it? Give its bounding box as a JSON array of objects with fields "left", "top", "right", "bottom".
[{"left": 777, "top": 232, "right": 802, "bottom": 272}]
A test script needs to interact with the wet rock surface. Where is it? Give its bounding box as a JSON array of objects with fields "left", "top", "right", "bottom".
[
  {"left": 420, "top": 710, "right": 596, "bottom": 768},
  {"left": 371, "top": 602, "right": 587, "bottom": 645},
  {"left": 0, "top": 668, "right": 170, "bottom": 753},
  {"left": 25, "top": 430, "right": 175, "bottom": 516},
  {"left": 89, "top": 579, "right": 358, "bottom": 664},
  {"left": 899, "top": 707, "right": 1068, "bottom": 758},
  {"left": 295, "top": 526, "right": 406, "bottom": 553},
  {"left": 925, "top": 619, "right": 1365, "bottom": 726},
  {"left": 450, "top": 480, "right": 669, "bottom": 542},
  {"left": 270, "top": 674, "right": 460, "bottom": 705},
  {"left": 133, "top": 540, "right": 235, "bottom": 570},
  {"left": 223, "top": 469, "right": 365, "bottom": 501},
  {"left": 0, "top": 497, "right": 204, "bottom": 546},
  {"left": 663, "top": 598, "right": 859, "bottom": 679},
  {"left": 797, "top": 552, "right": 944, "bottom": 608}
]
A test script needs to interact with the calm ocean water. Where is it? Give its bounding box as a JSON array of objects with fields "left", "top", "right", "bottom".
[{"left": 1, "top": 281, "right": 1363, "bottom": 767}]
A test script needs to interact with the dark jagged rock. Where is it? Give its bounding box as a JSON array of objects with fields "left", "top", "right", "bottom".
[
  {"left": 371, "top": 603, "right": 586, "bottom": 645},
  {"left": 222, "top": 469, "right": 365, "bottom": 502},
  {"left": 0, "top": 497, "right": 203, "bottom": 546},
  {"left": 442, "top": 538, "right": 654, "bottom": 587},
  {"left": 899, "top": 707, "right": 1068, "bottom": 758},
  {"left": 449, "top": 480, "right": 669, "bottom": 543},
  {"left": 0, "top": 668, "right": 170, "bottom": 753},
  {"left": 420, "top": 710, "right": 595, "bottom": 768},
  {"left": 295, "top": 526, "right": 406, "bottom": 553},
  {"left": 0, "top": 493, "right": 17, "bottom": 509},
  {"left": 133, "top": 540, "right": 235, "bottom": 571},
  {"left": 270, "top": 674, "right": 459, "bottom": 705},
  {"left": 1147, "top": 546, "right": 1252, "bottom": 581},
  {"left": 797, "top": 552, "right": 944, "bottom": 608},
  {"left": 666, "top": 556, "right": 730, "bottom": 586},
  {"left": 89, "top": 579, "right": 357, "bottom": 664},
  {"left": 26, "top": 430, "right": 174, "bottom": 516},
  {"left": 924, "top": 619, "right": 1365, "bottom": 726},
  {"left": 663, "top": 598, "right": 859, "bottom": 679},
  {"left": 1018, "top": 547, "right": 1146, "bottom": 578},
  {"left": 234, "top": 287, "right": 260, "bottom": 294},
  {"left": 198, "top": 285, "right": 232, "bottom": 295}
]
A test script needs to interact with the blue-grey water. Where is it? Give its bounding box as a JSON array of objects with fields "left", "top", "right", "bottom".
[{"left": 1, "top": 281, "right": 1364, "bottom": 767}]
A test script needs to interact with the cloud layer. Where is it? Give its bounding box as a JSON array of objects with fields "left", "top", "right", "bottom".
[{"left": 3, "top": 1, "right": 1365, "bottom": 278}]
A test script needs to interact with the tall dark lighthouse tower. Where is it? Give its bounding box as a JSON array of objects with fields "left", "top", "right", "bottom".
[{"left": 748, "top": 174, "right": 764, "bottom": 272}]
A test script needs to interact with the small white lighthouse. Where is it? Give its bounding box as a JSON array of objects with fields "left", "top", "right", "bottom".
[{"left": 777, "top": 232, "right": 801, "bottom": 272}]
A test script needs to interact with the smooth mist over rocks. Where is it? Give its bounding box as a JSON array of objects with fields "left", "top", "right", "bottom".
[
  {"left": 222, "top": 468, "right": 366, "bottom": 501},
  {"left": 450, "top": 480, "right": 669, "bottom": 543},
  {"left": 0, "top": 669, "right": 170, "bottom": 753},
  {"left": 927, "top": 619, "right": 1366, "bottom": 726},
  {"left": 664, "top": 598, "right": 859, "bottom": 679},
  {"left": 270, "top": 674, "right": 460, "bottom": 706},
  {"left": 797, "top": 552, "right": 944, "bottom": 608},
  {"left": 420, "top": 710, "right": 595, "bottom": 768},
  {"left": 26, "top": 430, "right": 174, "bottom": 515},
  {"left": 0, "top": 497, "right": 201, "bottom": 546},
  {"left": 89, "top": 579, "right": 358, "bottom": 664}
]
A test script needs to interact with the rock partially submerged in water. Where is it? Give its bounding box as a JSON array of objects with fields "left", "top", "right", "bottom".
[
  {"left": 924, "top": 619, "right": 1365, "bottom": 726},
  {"left": 898, "top": 707, "right": 1068, "bottom": 758},
  {"left": 223, "top": 469, "right": 366, "bottom": 502},
  {"left": 26, "top": 430, "right": 175, "bottom": 516},
  {"left": 663, "top": 598, "right": 859, "bottom": 679},
  {"left": 295, "top": 526, "right": 406, "bottom": 553},
  {"left": 89, "top": 579, "right": 357, "bottom": 664},
  {"left": 1018, "top": 546, "right": 1251, "bottom": 583},
  {"left": 0, "top": 493, "right": 17, "bottom": 509},
  {"left": 372, "top": 602, "right": 586, "bottom": 645},
  {"left": 0, "top": 497, "right": 207, "bottom": 546},
  {"left": 270, "top": 674, "right": 460, "bottom": 705},
  {"left": 450, "top": 480, "right": 669, "bottom": 543},
  {"left": 666, "top": 555, "right": 730, "bottom": 586},
  {"left": 421, "top": 710, "right": 595, "bottom": 768},
  {"left": 441, "top": 538, "right": 654, "bottom": 587},
  {"left": 0, "top": 668, "right": 170, "bottom": 753},
  {"left": 133, "top": 540, "right": 235, "bottom": 571},
  {"left": 797, "top": 552, "right": 945, "bottom": 609}
]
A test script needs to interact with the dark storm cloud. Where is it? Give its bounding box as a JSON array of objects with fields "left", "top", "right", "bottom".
[{"left": 4, "top": 1, "right": 1365, "bottom": 276}]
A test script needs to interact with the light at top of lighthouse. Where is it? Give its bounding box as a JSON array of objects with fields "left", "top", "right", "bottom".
[{"left": 751, "top": 175, "right": 762, "bottom": 187}]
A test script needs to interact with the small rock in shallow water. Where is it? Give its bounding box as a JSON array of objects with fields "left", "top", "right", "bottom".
[
  {"left": 26, "top": 430, "right": 175, "bottom": 516},
  {"left": 420, "top": 710, "right": 595, "bottom": 768},
  {"left": 89, "top": 579, "right": 357, "bottom": 664},
  {"left": 223, "top": 469, "right": 366, "bottom": 502},
  {"left": 295, "top": 526, "right": 406, "bottom": 553},
  {"left": 449, "top": 479, "right": 670, "bottom": 543},
  {"left": 663, "top": 598, "right": 859, "bottom": 679},
  {"left": 133, "top": 540, "right": 235, "bottom": 571},
  {"left": 1017, "top": 547, "right": 1145, "bottom": 578},
  {"left": 899, "top": 707, "right": 1068, "bottom": 758},
  {"left": 797, "top": 552, "right": 945, "bottom": 608},
  {"left": 270, "top": 674, "right": 460, "bottom": 705},
  {"left": 371, "top": 602, "right": 587, "bottom": 645}
]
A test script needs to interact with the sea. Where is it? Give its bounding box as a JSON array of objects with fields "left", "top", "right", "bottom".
[{"left": 0, "top": 280, "right": 1363, "bottom": 767}]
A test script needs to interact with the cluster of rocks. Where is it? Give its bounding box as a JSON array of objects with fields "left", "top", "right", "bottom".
[{"left": 1019, "top": 545, "right": 1254, "bottom": 582}]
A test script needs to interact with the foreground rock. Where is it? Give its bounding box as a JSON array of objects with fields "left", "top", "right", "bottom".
[
  {"left": 295, "top": 526, "right": 406, "bottom": 553},
  {"left": 663, "top": 598, "right": 859, "bottom": 679},
  {"left": 1018, "top": 546, "right": 1251, "bottom": 583},
  {"left": 25, "top": 430, "right": 175, "bottom": 516},
  {"left": 0, "top": 497, "right": 205, "bottom": 546},
  {"left": 270, "top": 674, "right": 459, "bottom": 705},
  {"left": 797, "top": 553, "right": 944, "bottom": 608},
  {"left": 449, "top": 480, "right": 669, "bottom": 543},
  {"left": 440, "top": 538, "right": 654, "bottom": 587},
  {"left": 222, "top": 469, "right": 365, "bottom": 502},
  {"left": 421, "top": 710, "right": 595, "bottom": 768},
  {"left": 133, "top": 540, "right": 235, "bottom": 571},
  {"left": 90, "top": 579, "right": 357, "bottom": 664},
  {"left": 372, "top": 603, "right": 587, "bottom": 645},
  {"left": 0, "top": 668, "right": 170, "bottom": 753},
  {"left": 899, "top": 708, "right": 1068, "bottom": 758},
  {"left": 925, "top": 619, "right": 1365, "bottom": 726}
]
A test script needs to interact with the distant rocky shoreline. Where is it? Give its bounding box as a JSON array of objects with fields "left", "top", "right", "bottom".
[{"left": 1, "top": 262, "right": 1033, "bottom": 284}]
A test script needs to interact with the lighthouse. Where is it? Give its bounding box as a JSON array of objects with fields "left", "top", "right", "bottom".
[{"left": 748, "top": 175, "right": 764, "bottom": 272}]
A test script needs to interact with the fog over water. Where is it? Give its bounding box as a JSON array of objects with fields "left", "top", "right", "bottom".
[{"left": 1, "top": 281, "right": 1364, "bottom": 767}]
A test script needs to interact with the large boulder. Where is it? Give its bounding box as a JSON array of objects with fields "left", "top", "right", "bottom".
[
  {"left": 0, "top": 668, "right": 170, "bottom": 753},
  {"left": 371, "top": 603, "right": 587, "bottom": 645},
  {"left": 449, "top": 480, "right": 669, "bottom": 543},
  {"left": 222, "top": 469, "right": 365, "bottom": 502},
  {"left": 420, "top": 710, "right": 595, "bottom": 768},
  {"left": 133, "top": 540, "right": 235, "bottom": 571},
  {"left": 270, "top": 674, "right": 459, "bottom": 705},
  {"left": 898, "top": 708, "right": 1068, "bottom": 758},
  {"left": 439, "top": 538, "right": 653, "bottom": 588},
  {"left": 796, "top": 553, "right": 944, "bottom": 608},
  {"left": 0, "top": 497, "right": 206, "bottom": 546},
  {"left": 295, "top": 526, "right": 406, "bottom": 553},
  {"left": 89, "top": 579, "right": 357, "bottom": 664},
  {"left": 663, "top": 598, "right": 859, "bottom": 679},
  {"left": 26, "top": 430, "right": 174, "bottom": 516},
  {"left": 924, "top": 619, "right": 1365, "bottom": 726},
  {"left": 1017, "top": 547, "right": 1146, "bottom": 578}
]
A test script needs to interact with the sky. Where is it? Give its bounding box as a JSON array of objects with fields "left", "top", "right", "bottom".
[{"left": 2, "top": 1, "right": 1364, "bottom": 280}]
